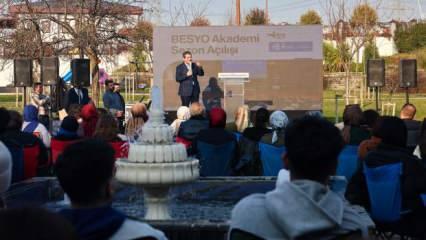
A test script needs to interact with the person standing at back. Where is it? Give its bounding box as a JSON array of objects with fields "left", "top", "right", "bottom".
[
  {"left": 65, "top": 83, "right": 90, "bottom": 111},
  {"left": 175, "top": 51, "right": 204, "bottom": 107},
  {"left": 400, "top": 103, "right": 421, "bottom": 151},
  {"left": 103, "top": 80, "right": 124, "bottom": 127},
  {"left": 31, "top": 83, "right": 50, "bottom": 130},
  {"left": 113, "top": 82, "right": 125, "bottom": 133}
]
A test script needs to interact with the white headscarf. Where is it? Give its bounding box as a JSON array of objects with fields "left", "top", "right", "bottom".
[
  {"left": 176, "top": 106, "right": 190, "bottom": 121},
  {"left": 170, "top": 106, "right": 191, "bottom": 136},
  {"left": 269, "top": 111, "right": 289, "bottom": 144},
  {"left": 0, "top": 141, "right": 12, "bottom": 193}
]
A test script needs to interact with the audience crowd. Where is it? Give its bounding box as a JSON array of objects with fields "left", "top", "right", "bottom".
[{"left": 0, "top": 89, "right": 425, "bottom": 239}]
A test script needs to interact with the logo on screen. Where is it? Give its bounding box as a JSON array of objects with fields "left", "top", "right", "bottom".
[{"left": 267, "top": 32, "right": 286, "bottom": 39}]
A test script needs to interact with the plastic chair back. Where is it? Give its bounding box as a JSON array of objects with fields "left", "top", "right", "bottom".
[
  {"left": 233, "top": 132, "right": 242, "bottom": 142},
  {"left": 336, "top": 145, "right": 359, "bottom": 181},
  {"left": 259, "top": 143, "right": 286, "bottom": 176},
  {"left": 23, "top": 144, "right": 40, "bottom": 179},
  {"left": 51, "top": 139, "right": 78, "bottom": 164},
  {"left": 110, "top": 141, "right": 128, "bottom": 159},
  {"left": 197, "top": 141, "right": 236, "bottom": 176},
  {"left": 6, "top": 143, "right": 24, "bottom": 183},
  {"left": 364, "top": 162, "right": 402, "bottom": 222}
]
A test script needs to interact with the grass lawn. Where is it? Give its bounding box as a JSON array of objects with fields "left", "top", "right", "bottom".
[{"left": 2, "top": 90, "right": 426, "bottom": 122}]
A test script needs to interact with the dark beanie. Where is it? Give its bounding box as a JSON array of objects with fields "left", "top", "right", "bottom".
[{"left": 61, "top": 116, "right": 79, "bottom": 133}]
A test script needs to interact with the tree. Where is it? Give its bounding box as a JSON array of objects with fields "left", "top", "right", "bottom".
[
  {"left": 323, "top": 42, "right": 350, "bottom": 72},
  {"left": 363, "top": 41, "right": 379, "bottom": 64},
  {"left": 190, "top": 16, "right": 210, "bottom": 26},
  {"left": 350, "top": 4, "right": 378, "bottom": 34},
  {"left": 321, "top": 0, "right": 380, "bottom": 104},
  {"left": 165, "top": 0, "right": 211, "bottom": 26},
  {"left": 130, "top": 21, "right": 153, "bottom": 73},
  {"left": 1, "top": 0, "right": 143, "bottom": 104},
  {"left": 244, "top": 8, "right": 268, "bottom": 25},
  {"left": 394, "top": 23, "right": 426, "bottom": 53},
  {"left": 300, "top": 10, "right": 322, "bottom": 25}
]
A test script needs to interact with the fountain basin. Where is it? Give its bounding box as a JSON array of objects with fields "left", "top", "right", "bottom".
[{"left": 3, "top": 177, "right": 276, "bottom": 240}]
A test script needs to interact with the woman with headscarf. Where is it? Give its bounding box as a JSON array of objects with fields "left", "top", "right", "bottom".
[
  {"left": 125, "top": 103, "right": 149, "bottom": 140},
  {"left": 261, "top": 110, "right": 289, "bottom": 146},
  {"left": 22, "top": 105, "right": 51, "bottom": 147},
  {"left": 80, "top": 103, "right": 98, "bottom": 138},
  {"left": 170, "top": 106, "right": 190, "bottom": 137},
  {"left": 193, "top": 107, "right": 237, "bottom": 155}
]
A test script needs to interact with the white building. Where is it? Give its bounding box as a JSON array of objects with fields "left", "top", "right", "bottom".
[
  {"left": 0, "top": 0, "right": 143, "bottom": 87},
  {"left": 323, "top": 20, "right": 404, "bottom": 63}
]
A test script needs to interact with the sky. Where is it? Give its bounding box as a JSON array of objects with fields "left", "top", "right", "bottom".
[{"left": 151, "top": 0, "right": 426, "bottom": 26}]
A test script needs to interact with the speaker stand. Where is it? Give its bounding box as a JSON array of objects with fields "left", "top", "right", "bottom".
[
  {"left": 375, "top": 87, "right": 379, "bottom": 111},
  {"left": 23, "top": 86, "right": 27, "bottom": 106},
  {"left": 405, "top": 87, "right": 410, "bottom": 104}
]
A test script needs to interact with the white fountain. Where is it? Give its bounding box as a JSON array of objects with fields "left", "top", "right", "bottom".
[{"left": 115, "top": 86, "right": 199, "bottom": 220}]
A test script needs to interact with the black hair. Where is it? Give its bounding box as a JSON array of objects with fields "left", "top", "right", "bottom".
[
  {"left": 55, "top": 139, "right": 115, "bottom": 205},
  {"left": 104, "top": 79, "right": 113, "bottom": 86},
  {"left": 372, "top": 116, "right": 407, "bottom": 148},
  {"left": 0, "top": 107, "right": 10, "bottom": 134},
  {"left": 182, "top": 51, "right": 192, "bottom": 58},
  {"left": 7, "top": 110, "right": 23, "bottom": 131},
  {"left": 284, "top": 116, "right": 344, "bottom": 183},
  {"left": 362, "top": 109, "right": 380, "bottom": 129},
  {"left": 113, "top": 82, "right": 120, "bottom": 86},
  {"left": 0, "top": 208, "right": 78, "bottom": 240},
  {"left": 254, "top": 108, "right": 269, "bottom": 128},
  {"left": 33, "top": 82, "right": 42, "bottom": 88}
]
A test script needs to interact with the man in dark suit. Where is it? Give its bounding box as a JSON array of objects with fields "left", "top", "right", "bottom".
[
  {"left": 175, "top": 51, "right": 204, "bottom": 107},
  {"left": 65, "top": 83, "right": 90, "bottom": 111}
]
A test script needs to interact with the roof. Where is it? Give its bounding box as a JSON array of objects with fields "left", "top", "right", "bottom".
[{"left": 9, "top": 0, "right": 143, "bottom": 15}]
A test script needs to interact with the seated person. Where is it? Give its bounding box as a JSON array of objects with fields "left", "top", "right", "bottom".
[
  {"left": 231, "top": 108, "right": 271, "bottom": 176},
  {"left": 21, "top": 105, "right": 51, "bottom": 148},
  {"left": 194, "top": 107, "right": 237, "bottom": 154},
  {"left": 229, "top": 116, "right": 374, "bottom": 239},
  {"left": 0, "top": 141, "right": 12, "bottom": 195},
  {"left": 56, "top": 139, "right": 166, "bottom": 240},
  {"left": 178, "top": 102, "right": 209, "bottom": 142},
  {"left": 93, "top": 114, "right": 125, "bottom": 142},
  {"left": 400, "top": 103, "right": 421, "bottom": 151},
  {"left": 54, "top": 116, "right": 81, "bottom": 141},
  {"left": 242, "top": 108, "right": 271, "bottom": 142},
  {"left": 362, "top": 109, "right": 380, "bottom": 132},
  {"left": 261, "top": 110, "right": 289, "bottom": 146},
  {"left": 2, "top": 110, "right": 48, "bottom": 166},
  {"left": 226, "top": 106, "right": 249, "bottom": 133},
  {"left": 341, "top": 104, "right": 370, "bottom": 145},
  {"left": 80, "top": 103, "right": 98, "bottom": 138},
  {"left": 0, "top": 207, "right": 78, "bottom": 240},
  {"left": 347, "top": 116, "right": 426, "bottom": 235},
  {"left": 125, "top": 103, "right": 148, "bottom": 140},
  {"left": 170, "top": 106, "right": 190, "bottom": 137}
]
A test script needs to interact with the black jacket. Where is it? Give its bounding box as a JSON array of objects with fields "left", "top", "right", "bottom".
[
  {"left": 243, "top": 127, "right": 272, "bottom": 142},
  {"left": 193, "top": 128, "right": 237, "bottom": 153},
  {"left": 346, "top": 143, "right": 426, "bottom": 213},
  {"left": 403, "top": 119, "right": 421, "bottom": 150},
  {"left": 178, "top": 116, "right": 209, "bottom": 141},
  {"left": 1, "top": 130, "right": 48, "bottom": 166},
  {"left": 66, "top": 87, "right": 90, "bottom": 110},
  {"left": 175, "top": 62, "right": 204, "bottom": 97}
]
